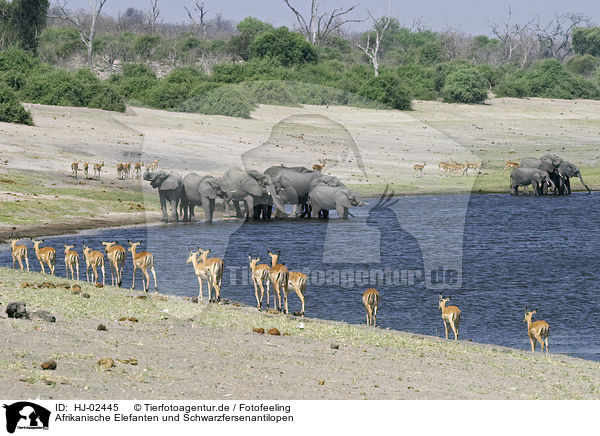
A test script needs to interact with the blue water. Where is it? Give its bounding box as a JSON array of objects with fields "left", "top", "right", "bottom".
[{"left": 3, "top": 192, "right": 599, "bottom": 361}]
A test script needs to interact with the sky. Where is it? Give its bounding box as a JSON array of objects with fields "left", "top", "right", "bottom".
[{"left": 63, "top": 0, "right": 600, "bottom": 36}]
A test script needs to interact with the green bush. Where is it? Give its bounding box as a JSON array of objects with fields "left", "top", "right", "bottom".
[
  {"left": 0, "top": 83, "right": 32, "bottom": 125},
  {"left": 38, "top": 27, "right": 82, "bottom": 63},
  {"left": 565, "top": 54, "right": 599, "bottom": 77},
  {"left": 143, "top": 81, "right": 192, "bottom": 109},
  {"left": 20, "top": 69, "right": 83, "bottom": 106},
  {"left": 397, "top": 64, "right": 437, "bottom": 100},
  {"left": 246, "top": 80, "right": 297, "bottom": 106},
  {"left": 0, "top": 48, "right": 38, "bottom": 73},
  {"left": 178, "top": 85, "right": 255, "bottom": 118},
  {"left": 74, "top": 69, "right": 125, "bottom": 112},
  {"left": 441, "top": 67, "right": 488, "bottom": 103},
  {"left": 250, "top": 26, "right": 318, "bottom": 66},
  {"left": 433, "top": 60, "right": 470, "bottom": 91},
  {"left": 572, "top": 27, "right": 600, "bottom": 57},
  {"left": 358, "top": 74, "right": 412, "bottom": 110},
  {"left": 164, "top": 66, "right": 207, "bottom": 85}
]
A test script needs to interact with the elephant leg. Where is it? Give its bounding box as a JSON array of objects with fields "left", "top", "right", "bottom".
[
  {"left": 264, "top": 204, "right": 273, "bottom": 220},
  {"left": 170, "top": 198, "right": 178, "bottom": 222},
  {"left": 159, "top": 193, "right": 168, "bottom": 222},
  {"left": 201, "top": 197, "right": 213, "bottom": 223},
  {"left": 245, "top": 197, "right": 254, "bottom": 220},
  {"left": 223, "top": 200, "right": 231, "bottom": 216},
  {"left": 233, "top": 201, "right": 243, "bottom": 218},
  {"left": 336, "top": 205, "right": 349, "bottom": 219},
  {"left": 310, "top": 203, "right": 320, "bottom": 218},
  {"left": 208, "top": 199, "right": 215, "bottom": 222},
  {"left": 252, "top": 204, "right": 262, "bottom": 219}
]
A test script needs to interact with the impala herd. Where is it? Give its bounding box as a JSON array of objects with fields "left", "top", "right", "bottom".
[{"left": 70, "top": 159, "right": 159, "bottom": 180}]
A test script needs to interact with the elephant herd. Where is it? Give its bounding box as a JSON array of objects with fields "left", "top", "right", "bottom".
[
  {"left": 510, "top": 154, "right": 591, "bottom": 195},
  {"left": 142, "top": 165, "right": 365, "bottom": 222}
]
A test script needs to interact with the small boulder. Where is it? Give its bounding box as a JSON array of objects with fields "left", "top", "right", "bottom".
[
  {"left": 32, "top": 310, "right": 56, "bottom": 323},
  {"left": 97, "top": 324, "right": 107, "bottom": 331},
  {"left": 267, "top": 328, "right": 281, "bottom": 336},
  {"left": 136, "top": 295, "right": 147, "bottom": 300},
  {"left": 82, "top": 293, "right": 90, "bottom": 299},
  {"left": 318, "top": 380, "right": 325, "bottom": 385},
  {"left": 118, "top": 317, "right": 127, "bottom": 322},
  {"left": 20, "top": 282, "right": 29, "bottom": 288},
  {"left": 41, "top": 359, "right": 57, "bottom": 370},
  {"left": 330, "top": 344, "right": 340, "bottom": 350},
  {"left": 6, "top": 302, "right": 29, "bottom": 319},
  {"left": 253, "top": 328, "right": 265, "bottom": 334},
  {"left": 191, "top": 297, "right": 199, "bottom": 304},
  {"left": 71, "top": 284, "right": 81, "bottom": 292},
  {"left": 95, "top": 283, "right": 103, "bottom": 288},
  {"left": 128, "top": 317, "right": 138, "bottom": 323},
  {"left": 97, "top": 357, "right": 114, "bottom": 369}
]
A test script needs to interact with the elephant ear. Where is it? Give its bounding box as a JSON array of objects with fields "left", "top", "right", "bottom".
[
  {"left": 158, "top": 171, "right": 181, "bottom": 191},
  {"left": 240, "top": 174, "right": 263, "bottom": 196},
  {"left": 279, "top": 186, "right": 299, "bottom": 204},
  {"left": 338, "top": 189, "right": 352, "bottom": 208}
]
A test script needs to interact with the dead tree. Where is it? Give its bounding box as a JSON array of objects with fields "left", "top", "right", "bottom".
[
  {"left": 185, "top": 1, "right": 208, "bottom": 40},
  {"left": 358, "top": 3, "right": 391, "bottom": 77},
  {"left": 489, "top": 5, "right": 536, "bottom": 66},
  {"left": 147, "top": 0, "right": 160, "bottom": 34},
  {"left": 534, "top": 12, "right": 590, "bottom": 61},
  {"left": 282, "top": 0, "right": 362, "bottom": 45}
]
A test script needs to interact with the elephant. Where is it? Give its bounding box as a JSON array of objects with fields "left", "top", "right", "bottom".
[
  {"left": 308, "top": 184, "right": 364, "bottom": 219},
  {"left": 556, "top": 160, "right": 591, "bottom": 195},
  {"left": 218, "top": 168, "right": 287, "bottom": 220},
  {"left": 521, "top": 154, "right": 591, "bottom": 195},
  {"left": 143, "top": 169, "right": 184, "bottom": 222},
  {"left": 510, "top": 167, "right": 555, "bottom": 195},
  {"left": 180, "top": 173, "right": 226, "bottom": 223}
]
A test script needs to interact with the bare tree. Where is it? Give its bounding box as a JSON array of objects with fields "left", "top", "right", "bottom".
[
  {"left": 282, "top": 0, "right": 362, "bottom": 45},
  {"left": 147, "top": 0, "right": 160, "bottom": 34},
  {"left": 185, "top": 1, "right": 208, "bottom": 40},
  {"left": 489, "top": 5, "right": 536, "bottom": 66},
  {"left": 51, "top": 0, "right": 109, "bottom": 68},
  {"left": 534, "top": 12, "right": 590, "bottom": 61},
  {"left": 358, "top": 2, "right": 391, "bottom": 77}
]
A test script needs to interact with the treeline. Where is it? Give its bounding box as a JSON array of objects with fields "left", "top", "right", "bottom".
[{"left": 1, "top": 2, "right": 600, "bottom": 125}]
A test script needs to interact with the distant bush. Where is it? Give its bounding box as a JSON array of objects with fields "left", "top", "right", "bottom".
[
  {"left": 572, "top": 27, "right": 600, "bottom": 57},
  {"left": 358, "top": 74, "right": 412, "bottom": 110},
  {"left": 38, "top": 27, "right": 82, "bottom": 63},
  {"left": 565, "top": 54, "right": 599, "bottom": 77},
  {"left": 178, "top": 85, "right": 255, "bottom": 118},
  {"left": 74, "top": 69, "right": 125, "bottom": 112},
  {"left": 250, "top": 26, "right": 318, "bottom": 66},
  {"left": 433, "top": 60, "right": 470, "bottom": 91},
  {"left": 0, "top": 48, "right": 38, "bottom": 73},
  {"left": 441, "top": 67, "right": 488, "bottom": 103},
  {"left": 0, "top": 83, "right": 33, "bottom": 125},
  {"left": 246, "top": 81, "right": 297, "bottom": 106},
  {"left": 143, "top": 81, "right": 192, "bottom": 109},
  {"left": 397, "top": 64, "right": 437, "bottom": 100}
]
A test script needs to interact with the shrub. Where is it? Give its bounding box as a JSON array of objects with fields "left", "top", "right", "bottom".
[
  {"left": 246, "top": 81, "right": 297, "bottom": 106},
  {"left": 433, "top": 60, "right": 470, "bottom": 91},
  {"left": 441, "top": 67, "right": 488, "bottom": 103},
  {"left": 178, "top": 85, "right": 255, "bottom": 118},
  {"left": 143, "top": 81, "right": 192, "bottom": 109},
  {"left": 38, "top": 27, "right": 82, "bottom": 63},
  {"left": 250, "top": 26, "right": 318, "bottom": 66},
  {"left": 565, "top": 54, "right": 599, "bottom": 77},
  {"left": 358, "top": 74, "right": 412, "bottom": 110},
  {"left": 164, "top": 66, "right": 207, "bottom": 85},
  {"left": 0, "top": 48, "right": 38, "bottom": 73},
  {"left": 0, "top": 83, "right": 33, "bottom": 125},
  {"left": 572, "top": 27, "right": 600, "bottom": 57},
  {"left": 75, "top": 69, "right": 125, "bottom": 112},
  {"left": 397, "top": 64, "right": 437, "bottom": 100},
  {"left": 20, "top": 69, "right": 83, "bottom": 106}
]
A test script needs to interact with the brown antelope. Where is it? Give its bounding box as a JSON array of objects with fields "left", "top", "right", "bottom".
[
  {"left": 363, "top": 288, "right": 379, "bottom": 326},
  {"left": 10, "top": 238, "right": 29, "bottom": 271},
  {"left": 187, "top": 250, "right": 209, "bottom": 300},
  {"left": 71, "top": 161, "right": 80, "bottom": 178},
  {"left": 102, "top": 241, "right": 126, "bottom": 287},
  {"left": 116, "top": 162, "right": 125, "bottom": 180},
  {"left": 504, "top": 161, "right": 519, "bottom": 171},
  {"left": 32, "top": 240, "right": 56, "bottom": 275},
  {"left": 93, "top": 161, "right": 104, "bottom": 178},
  {"left": 413, "top": 162, "right": 426, "bottom": 177},
  {"left": 286, "top": 271, "right": 307, "bottom": 316},
  {"left": 438, "top": 161, "right": 451, "bottom": 174},
  {"left": 524, "top": 308, "right": 550, "bottom": 353},
  {"left": 149, "top": 159, "right": 159, "bottom": 171},
  {"left": 198, "top": 247, "right": 224, "bottom": 303},
  {"left": 267, "top": 250, "right": 289, "bottom": 313},
  {"left": 128, "top": 241, "right": 157, "bottom": 292},
  {"left": 63, "top": 244, "right": 80, "bottom": 281},
  {"left": 249, "top": 253, "right": 271, "bottom": 310},
  {"left": 83, "top": 162, "right": 89, "bottom": 179},
  {"left": 134, "top": 161, "right": 144, "bottom": 179},
  {"left": 465, "top": 162, "right": 481, "bottom": 175},
  {"left": 123, "top": 161, "right": 132, "bottom": 179},
  {"left": 438, "top": 294, "right": 461, "bottom": 340},
  {"left": 312, "top": 159, "right": 326, "bottom": 172},
  {"left": 82, "top": 244, "right": 105, "bottom": 285}
]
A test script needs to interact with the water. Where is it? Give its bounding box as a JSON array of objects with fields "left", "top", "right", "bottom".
[{"left": 3, "top": 192, "right": 599, "bottom": 361}]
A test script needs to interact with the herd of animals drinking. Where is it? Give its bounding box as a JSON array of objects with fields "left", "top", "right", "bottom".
[{"left": 7, "top": 152, "right": 588, "bottom": 355}]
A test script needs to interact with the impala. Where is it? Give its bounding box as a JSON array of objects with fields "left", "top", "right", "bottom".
[
  {"left": 249, "top": 253, "right": 271, "bottom": 310},
  {"left": 465, "top": 162, "right": 481, "bottom": 175},
  {"left": 362, "top": 288, "right": 379, "bottom": 326},
  {"left": 10, "top": 238, "right": 29, "bottom": 271},
  {"left": 83, "top": 162, "right": 89, "bottom": 179},
  {"left": 32, "top": 240, "right": 56, "bottom": 275},
  {"left": 187, "top": 250, "right": 209, "bottom": 300},
  {"left": 102, "top": 241, "right": 126, "bottom": 287},
  {"left": 504, "top": 161, "right": 519, "bottom": 171},
  {"left": 71, "top": 161, "right": 79, "bottom": 179},
  {"left": 524, "top": 308, "right": 550, "bottom": 353},
  {"left": 82, "top": 244, "right": 105, "bottom": 285},
  {"left": 133, "top": 161, "right": 144, "bottom": 179},
  {"left": 148, "top": 159, "right": 159, "bottom": 171},
  {"left": 116, "top": 162, "right": 125, "bottom": 180},
  {"left": 128, "top": 241, "right": 157, "bottom": 292},
  {"left": 268, "top": 250, "right": 289, "bottom": 313},
  {"left": 93, "top": 161, "right": 104, "bottom": 178},
  {"left": 413, "top": 163, "right": 426, "bottom": 177},
  {"left": 63, "top": 244, "right": 80, "bottom": 281},
  {"left": 123, "top": 161, "right": 132, "bottom": 178},
  {"left": 198, "top": 248, "right": 224, "bottom": 303},
  {"left": 286, "top": 271, "right": 307, "bottom": 316},
  {"left": 438, "top": 294, "right": 461, "bottom": 340}
]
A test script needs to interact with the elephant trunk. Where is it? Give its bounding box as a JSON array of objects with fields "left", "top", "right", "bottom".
[
  {"left": 578, "top": 173, "right": 591, "bottom": 194},
  {"left": 266, "top": 182, "right": 287, "bottom": 217}
]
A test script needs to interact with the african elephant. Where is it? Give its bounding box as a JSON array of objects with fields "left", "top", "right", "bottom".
[
  {"left": 218, "top": 168, "right": 286, "bottom": 219},
  {"left": 521, "top": 154, "right": 591, "bottom": 195},
  {"left": 143, "top": 169, "right": 183, "bottom": 222},
  {"left": 510, "top": 167, "right": 555, "bottom": 195},
  {"left": 556, "top": 160, "right": 591, "bottom": 194},
  {"left": 308, "top": 184, "right": 364, "bottom": 219},
  {"left": 181, "top": 173, "right": 226, "bottom": 223}
]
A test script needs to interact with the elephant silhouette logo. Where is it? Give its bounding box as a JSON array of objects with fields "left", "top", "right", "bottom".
[{"left": 3, "top": 402, "right": 50, "bottom": 433}]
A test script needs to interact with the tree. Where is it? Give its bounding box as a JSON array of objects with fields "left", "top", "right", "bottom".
[
  {"left": 489, "top": 5, "right": 537, "bottom": 67},
  {"left": 8, "top": 0, "right": 50, "bottom": 53},
  {"left": 534, "top": 13, "right": 590, "bottom": 61},
  {"left": 51, "top": 0, "right": 110, "bottom": 68},
  {"left": 572, "top": 27, "right": 600, "bottom": 57},
  {"left": 185, "top": 1, "right": 208, "bottom": 40},
  {"left": 250, "top": 26, "right": 317, "bottom": 66},
  {"left": 147, "top": 0, "right": 160, "bottom": 34},
  {"left": 358, "top": 3, "right": 392, "bottom": 77},
  {"left": 228, "top": 17, "right": 272, "bottom": 60},
  {"left": 282, "top": 0, "right": 362, "bottom": 45}
]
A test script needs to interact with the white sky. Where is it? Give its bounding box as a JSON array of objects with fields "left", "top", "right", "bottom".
[{"left": 61, "top": 0, "right": 599, "bottom": 36}]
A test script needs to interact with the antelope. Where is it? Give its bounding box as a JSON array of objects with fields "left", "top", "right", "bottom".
[
  {"left": 413, "top": 162, "right": 426, "bottom": 177},
  {"left": 187, "top": 250, "right": 209, "bottom": 300},
  {"left": 524, "top": 308, "right": 550, "bottom": 353},
  {"left": 116, "top": 162, "right": 125, "bottom": 180},
  {"left": 134, "top": 161, "right": 144, "bottom": 179},
  {"left": 286, "top": 271, "right": 307, "bottom": 316},
  {"left": 267, "top": 250, "right": 289, "bottom": 313},
  {"left": 312, "top": 159, "right": 326, "bottom": 172},
  {"left": 82, "top": 244, "right": 105, "bottom": 285},
  {"left": 504, "top": 161, "right": 519, "bottom": 171},
  {"left": 71, "top": 161, "right": 79, "bottom": 178},
  {"left": 198, "top": 247, "right": 224, "bottom": 303},
  {"left": 10, "top": 238, "right": 29, "bottom": 271},
  {"left": 32, "top": 240, "right": 56, "bottom": 275},
  {"left": 438, "top": 294, "right": 461, "bottom": 340},
  {"left": 438, "top": 162, "right": 451, "bottom": 174},
  {"left": 465, "top": 162, "right": 481, "bottom": 175},
  {"left": 128, "top": 241, "right": 157, "bottom": 292},
  {"left": 93, "top": 161, "right": 104, "bottom": 178},
  {"left": 123, "top": 161, "right": 132, "bottom": 178},
  {"left": 363, "top": 288, "right": 379, "bottom": 326},
  {"left": 149, "top": 159, "right": 159, "bottom": 171},
  {"left": 249, "top": 253, "right": 271, "bottom": 310},
  {"left": 102, "top": 241, "right": 126, "bottom": 287},
  {"left": 83, "top": 162, "right": 89, "bottom": 179},
  {"left": 63, "top": 244, "right": 80, "bottom": 281}
]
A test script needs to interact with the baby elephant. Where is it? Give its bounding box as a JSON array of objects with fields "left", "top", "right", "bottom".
[{"left": 510, "top": 167, "right": 555, "bottom": 195}]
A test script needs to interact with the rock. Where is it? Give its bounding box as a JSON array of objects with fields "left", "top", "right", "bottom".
[
  {"left": 318, "top": 380, "right": 325, "bottom": 385},
  {"left": 82, "top": 293, "right": 90, "bottom": 299},
  {"left": 282, "top": 332, "right": 290, "bottom": 336},
  {"left": 71, "top": 284, "right": 81, "bottom": 292},
  {"left": 32, "top": 310, "right": 56, "bottom": 323},
  {"left": 137, "top": 295, "right": 147, "bottom": 300},
  {"left": 97, "top": 357, "right": 114, "bottom": 369},
  {"left": 40, "top": 281, "right": 54, "bottom": 288},
  {"left": 267, "top": 328, "right": 281, "bottom": 336},
  {"left": 330, "top": 344, "right": 339, "bottom": 350},
  {"left": 95, "top": 283, "right": 103, "bottom": 288},
  {"left": 253, "top": 328, "right": 265, "bottom": 334},
  {"left": 6, "top": 302, "right": 29, "bottom": 319},
  {"left": 128, "top": 317, "right": 138, "bottom": 322},
  {"left": 61, "top": 283, "right": 71, "bottom": 289},
  {"left": 191, "top": 297, "right": 199, "bottom": 304},
  {"left": 71, "top": 289, "right": 80, "bottom": 295},
  {"left": 41, "top": 360, "right": 57, "bottom": 370},
  {"left": 118, "top": 317, "right": 127, "bottom": 322},
  {"left": 97, "top": 324, "right": 107, "bottom": 331},
  {"left": 20, "top": 282, "right": 29, "bottom": 288}
]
